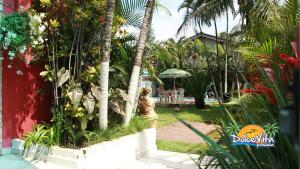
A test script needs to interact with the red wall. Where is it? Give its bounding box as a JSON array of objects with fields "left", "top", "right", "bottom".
[{"left": 2, "top": 0, "right": 51, "bottom": 148}]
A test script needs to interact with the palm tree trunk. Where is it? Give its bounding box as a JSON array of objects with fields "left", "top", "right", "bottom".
[
  {"left": 124, "top": 0, "right": 155, "bottom": 126},
  {"left": 213, "top": 17, "right": 223, "bottom": 102},
  {"left": 224, "top": 9, "right": 229, "bottom": 94},
  {"left": 236, "top": 72, "right": 241, "bottom": 98},
  {"left": 99, "top": 0, "right": 116, "bottom": 130},
  {"left": 197, "top": 21, "right": 222, "bottom": 105}
]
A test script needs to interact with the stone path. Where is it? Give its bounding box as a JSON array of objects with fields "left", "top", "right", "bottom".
[{"left": 157, "top": 121, "right": 216, "bottom": 143}]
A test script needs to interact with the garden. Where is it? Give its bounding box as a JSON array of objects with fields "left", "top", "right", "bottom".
[{"left": 0, "top": 0, "right": 299, "bottom": 169}]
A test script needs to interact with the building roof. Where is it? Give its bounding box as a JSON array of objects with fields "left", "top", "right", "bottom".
[{"left": 190, "top": 32, "right": 226, "bottom": 43}]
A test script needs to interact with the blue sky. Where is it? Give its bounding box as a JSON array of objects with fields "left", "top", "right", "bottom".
[{"left": 152, "top": 0, "right": 241, "bottom": 40}]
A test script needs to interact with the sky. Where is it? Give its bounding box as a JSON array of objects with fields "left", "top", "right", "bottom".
[{"left": 152, "top": 0, "right": 241, "bottom": 41}]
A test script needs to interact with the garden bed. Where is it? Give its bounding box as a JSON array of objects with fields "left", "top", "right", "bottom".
[{"left": 11, "top": 128, "right": 157, "bottom": 169}]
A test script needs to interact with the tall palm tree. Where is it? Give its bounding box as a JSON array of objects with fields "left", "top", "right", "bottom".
[
  {"left": 124, "top": 0, "right": 155, "bottom": 126},
  {"left": 99, "top": 0, "right": 116, "bottom": 130},
  {"left": 224, "top": 9, "right": 229, "bottom": 94},
  {"left": 178, "top": 0, "right": 223, "bottom": 103},
  {"left": 178, "top": 0, "right": 234, "bottom": 100}
]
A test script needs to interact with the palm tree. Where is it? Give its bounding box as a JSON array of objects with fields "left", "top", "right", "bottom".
[
  {"left": 178, "top": 0, "right": 232, "bottom": 103},
  {"left": 178, "top": 17, "right": 219, "bottom": 103},
  {"left": 99, "top": 0, "right": 116, "bottom": 130},
  {"left": 226, "top": 123, "right": 241, "bottom": 135},
  {"left": 124, "top": 0, "right": 155, "bottom": 126},
  {"left": 224, "top": 9, "right": 229, "bottom": 94},
  {"left": 264, "top": 123, "right": 279, "bottom": 138}
]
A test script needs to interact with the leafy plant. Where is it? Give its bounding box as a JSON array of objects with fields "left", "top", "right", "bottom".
[
  {"left": 0, "top": 12, "right": 30, "bottom": 60},
  {"left": 185, "top": 68, "right": 212, "bottom": 109},
  {"left": 179, "top": 45, "right": 298, "bottom": 169},
  {"left": 23, "top": 124, "right": 55, "bottom": 155},
  {"left": 0, "top": 11, "right": 46, "bottom": 62}
]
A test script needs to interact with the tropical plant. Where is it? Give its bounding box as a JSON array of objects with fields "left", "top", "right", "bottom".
[
  {"left": 26, "top": 0, "right": 151, "bottom": 146},
  {"left": 0, "top": 11, "right": 46, "bottom": 62},
  {"left": 185, "top": 68, "right": 212, "bottom": 109},
  {"left": 99, "top": 0, "right": 116, "bottom": 130},
  {"left": 23, "top": 124, "right": 55, "bottom": 155},
  {"left": 180, "top": 33, "right": 299, "bottom": 168},
  {"left": 247, "top": 0, "right": 299, "bottom": 54},
  {"left": 179, "top": 107, "right": 298, "bottom": 169},
  {"left": 125, "top": 0, "right": 156, "bottom": 126}
]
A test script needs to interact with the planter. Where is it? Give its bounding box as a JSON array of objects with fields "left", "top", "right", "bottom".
[{"left": 11, "top": 128, "right": 157, "bottom": 169}]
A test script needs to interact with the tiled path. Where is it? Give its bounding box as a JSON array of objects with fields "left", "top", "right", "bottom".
[{"left": 157, "top": 121, "right": 216, "bottom": 143}]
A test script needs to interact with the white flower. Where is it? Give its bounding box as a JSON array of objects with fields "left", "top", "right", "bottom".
[
  {"left": 40, "top": 13, "right": 46, "bottom": 18},
  {"left": 39, "top": 25, "right": 46, "bottom": 32},
  {"left": 16, "top": 70, "right": 23, "bottom": 75},
  {"left": 8, "top": 51, "right": 15, "bottom": 57},
  {"left": 33, "top": 41, "right": 38, "bottom": 45},
  {"left": 19, "top": 46, "right": 27, "bottom": 54},
  {"left": 38, "top": 36, "right": 44, "bottom": 43}
]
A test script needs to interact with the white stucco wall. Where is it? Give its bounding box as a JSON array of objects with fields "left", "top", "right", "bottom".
[{"left": 12, "top": 128, "right": 157, "bottom": 169}]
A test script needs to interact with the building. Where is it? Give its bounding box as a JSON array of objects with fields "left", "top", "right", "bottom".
[{"left": 190, "top": 32, "right": 226, "bottom": 47}]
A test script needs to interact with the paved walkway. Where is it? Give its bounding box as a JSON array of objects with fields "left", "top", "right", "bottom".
[
  {"left": 0, "top": 150, "right": 200, "bottom": 169},
  {"left": 157, "top": 121, "right": 216, "bottom": 143},
  {"left": 0, "top": 153, "right": 71, "bottom": 169},
  {"left": 122, "top": 151, "right": 199, "bottom": 169}
]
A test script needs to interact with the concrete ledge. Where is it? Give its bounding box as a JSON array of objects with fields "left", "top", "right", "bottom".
[{"left": 11, "top": 128, "right": 157, "bottom": 169}]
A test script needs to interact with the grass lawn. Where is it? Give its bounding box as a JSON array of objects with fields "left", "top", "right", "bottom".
[
  {"left": 155, "top": 106, "right": 224, "bottom": 127},
  {"left": 155, "top": 106, "right": 223, "bottom": 154},
  {"left": 157, "top": 140, "right": 208, "bottom": 154}
]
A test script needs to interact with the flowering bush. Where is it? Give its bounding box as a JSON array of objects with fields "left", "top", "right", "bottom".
[{"left": 0, "top": 10, "right": 46, "bottom": 63}]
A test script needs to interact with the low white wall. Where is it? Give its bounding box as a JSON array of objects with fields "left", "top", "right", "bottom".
[{"left": 12, "top": 128, "right": 157, "bottom": 169}]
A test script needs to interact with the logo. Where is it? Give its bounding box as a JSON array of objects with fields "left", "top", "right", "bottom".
[{"left": 227, "top": 123, "right": 278, "bottom": 148}]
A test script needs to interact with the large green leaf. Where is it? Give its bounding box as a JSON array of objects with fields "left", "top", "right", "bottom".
[
  {"left": 83, "top": 92, "right": 95, "bottom": 114},
  {"left": 68, "top": 84, "right": 83, "bottom": 112},
  {"left": 91, "top": 84, "right": 101, "bottom": 102},
  {"left": 80, "top": 117, "right": 87, "bottom": 131},
  {"left": 57, "top": 67, "right": 70, "bottom": 87}
]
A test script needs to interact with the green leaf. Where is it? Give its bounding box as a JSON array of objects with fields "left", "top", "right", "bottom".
[
  {"left": 40, "top": 71, "right": 48, "bottom": 77},
  {"left": 80, "top": 117, "right": 87, "bottom": 131},
  {"left": 68, "top": 84, "right": 83, "bottom": 112},
  {"left": 83, "top": 92, "right": 95, "bottom": 114},
  {"left": 91, "top": 84, "right": 101, "bottom": 102},
  {"left": 57, "top": 67, "right": 70, "bottom": 87}
]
